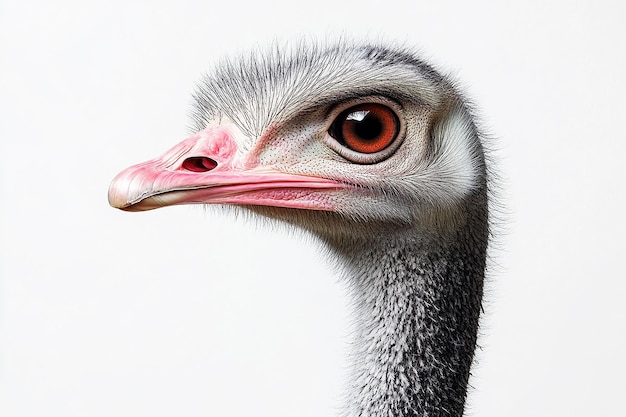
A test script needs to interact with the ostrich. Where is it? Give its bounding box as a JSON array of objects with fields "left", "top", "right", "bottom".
[{"left": 108, "top": 40, "right": 490, "bottom": 417}]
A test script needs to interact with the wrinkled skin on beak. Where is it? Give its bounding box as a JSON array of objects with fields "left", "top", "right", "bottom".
[{"left": 108, "top": 125, "right": 347, "bottom": 212}]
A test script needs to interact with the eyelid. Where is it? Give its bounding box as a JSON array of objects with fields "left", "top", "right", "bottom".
[{"left": 324, "top": 95, "right": 403, "bottom": 123}]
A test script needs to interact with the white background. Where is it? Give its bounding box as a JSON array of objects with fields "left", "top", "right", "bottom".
[{"left": 1, "top": 1, "right": 625, "bottom": 416}]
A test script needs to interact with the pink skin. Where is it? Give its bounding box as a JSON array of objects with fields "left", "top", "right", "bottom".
[{"left": 108, "top": 126, "right": 347, "bottom": 212}]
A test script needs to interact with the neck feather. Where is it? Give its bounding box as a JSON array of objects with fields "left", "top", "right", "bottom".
[{"left": 326, "top": 213, "right": 487, "bottom": 417}]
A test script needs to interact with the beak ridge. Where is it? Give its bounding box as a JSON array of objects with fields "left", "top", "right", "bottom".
[{"left": 108, "top": 127, "right": 346, "bottom": 212}]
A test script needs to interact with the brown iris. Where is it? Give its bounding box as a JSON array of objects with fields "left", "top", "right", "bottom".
[{"left": 329, "top": 103, "right": 400, "bottom": 154}]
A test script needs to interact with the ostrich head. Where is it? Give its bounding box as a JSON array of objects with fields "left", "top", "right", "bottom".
[
  {"left": 108, "top": 40, "right": 489, "bottom": 417},
  {"left": 109, "top": 42, "right": 485, "bottom": 242}
]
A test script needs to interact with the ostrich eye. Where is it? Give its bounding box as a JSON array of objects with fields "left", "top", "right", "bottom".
[{"left": 329, "top": 103, "right": 400, "bottom": 154}]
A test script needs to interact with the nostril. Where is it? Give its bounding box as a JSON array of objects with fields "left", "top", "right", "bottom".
[{"left": 181, "top": 157, "right": 218, "bottom": 172}]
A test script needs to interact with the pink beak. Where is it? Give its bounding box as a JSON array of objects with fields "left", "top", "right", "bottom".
[{"left": 108, "top": 126, "right": 346, "bottom": 212}]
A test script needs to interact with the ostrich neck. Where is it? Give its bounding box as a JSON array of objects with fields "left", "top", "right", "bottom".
[{"left": 327, "top": 225, "right": 486, "bottom": 417}]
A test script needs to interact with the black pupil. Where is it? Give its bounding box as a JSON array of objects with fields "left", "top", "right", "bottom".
[{"left": 349, "top": 113, "right": 382, "bottom": 141}]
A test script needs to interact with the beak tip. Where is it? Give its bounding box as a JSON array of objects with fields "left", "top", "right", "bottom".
[
  {"left": 107, "top": 190, "right": 128, "bottom": 210},
  {"left": 108, "top": 166, "right": 149, "bottom": 210},
  {"left": 108, "top": 175, "right": 135, "bottom": 210}
]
